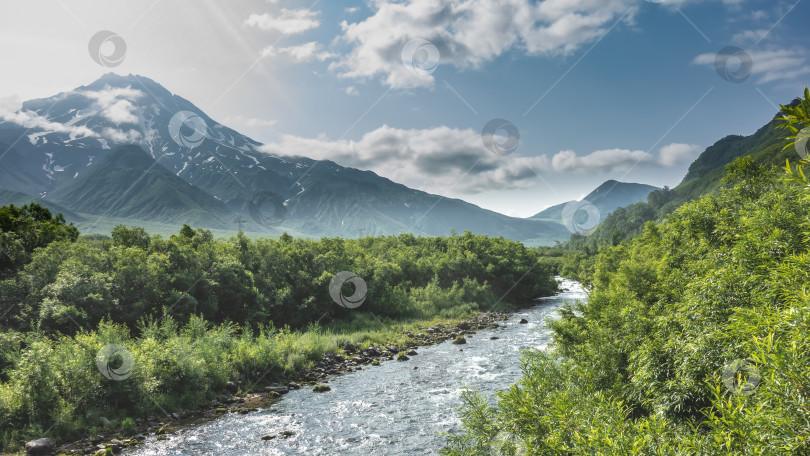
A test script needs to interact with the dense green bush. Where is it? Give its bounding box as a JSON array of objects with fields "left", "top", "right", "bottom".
[
  {"left": 0, "top": 222, "right": 557, "bottom": 449},
  {"left": 443, "top": 92, "right": 810, "bottom": 455},
  {"left": 2, "top": 227, "right": 556, "bottom": 335}
]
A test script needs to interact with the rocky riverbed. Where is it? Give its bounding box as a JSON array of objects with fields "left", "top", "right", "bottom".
[{"left": 38, "top": 312, "right": 516, "bottom": 456}]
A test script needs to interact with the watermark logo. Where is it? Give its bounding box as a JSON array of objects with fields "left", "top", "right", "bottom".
[
  {"left": 561, "top": 200, "right": 601, "bottom": 235},
  {"left": 401, "top": 38, "right": 440, "bottom": 77},
  {"left": 168, "top": 111, "right": 208, "bottom": 149},
  {"left": 482, "top": 119, "right": 520, "bottom": 156},
  {"left": 794, "top": 126, "right": 810, "bottom": 160},
  {"left": 96, "top": 343, "right": 134, "bottom": 381},
  {"left": 329, "top": 271, "right": 367, "bottom": 309},
  {"left": 490, "top": 431, "right": 527, "bottom": 456},
  {"left": 248, "top": 191, "right": 286, "bottom": 227},
  {"left": 88, "top": 31, "right": 127, "bottom": 67},
  {"left": 714, "top": 46, "right": 753, "bottom": 83},
  {"left": 722, "top": 359, "right": 760, "bottom": 396}
]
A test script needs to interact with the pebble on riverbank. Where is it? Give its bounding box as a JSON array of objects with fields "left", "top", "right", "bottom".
[{"left": 48, "top": 311, "right": 513, "bottom": 455}]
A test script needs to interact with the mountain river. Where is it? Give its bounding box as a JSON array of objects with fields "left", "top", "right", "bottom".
[{"left": 126, "top": 278, "right": 586, "bottom": 455}]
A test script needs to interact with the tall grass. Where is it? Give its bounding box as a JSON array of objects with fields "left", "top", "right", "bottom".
[{"left": 0, "top": 306, "right": 489, "bottom": 450}]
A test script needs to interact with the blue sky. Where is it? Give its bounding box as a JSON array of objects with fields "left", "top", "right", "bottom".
[{"left": 0, "top": 0, "right": 808, "bottom": 216}]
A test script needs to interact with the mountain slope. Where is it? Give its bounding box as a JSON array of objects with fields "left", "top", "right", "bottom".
[
  {"left": 0, "top": 73, "right": 571, "bottom": 244},
  {"left": 567, "top": 107, "right": 794, "bottom": 248},
  {"left": 0, "top": 189, "right": 82, "bottom": 222},
  {"left": 531, "top": 180, "right": 659, "bottom": 223},
  {"left": 50, "top": 145, "right": 239, "bottom": 229}
]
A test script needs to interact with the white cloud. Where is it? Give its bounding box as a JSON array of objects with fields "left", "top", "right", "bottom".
[
  {"left": 731, "top": 29, "right": 768, "bottom": 44},
  {"left": 345, "top": 86, "right": 359, "bottom": 96},
  {"left": 692, "top": 47, "right": 810, "bottom": 84},
  {"left": 333, "top": 0, "right": 640, "bottom": 89},
  {"left": 550, "top": 142, "right": 702, "bottom": 172},
  {"left": 551, "top": 148, "right": 653, "bottom": 173},
  {"left": 224, "top": 115, "right": 278, "bottom": 129},
  {"left": 658, "top": 143, "right": 701, "bottom": 166},
  {"left": 80, "top": 86, "right": 144, "bottom": 125},
  {"left": 258, "top": 124, "right": 550, "bottom": 194},
  {"left": 101, "top": 127, "right": 143, "bottom": 143},
  {"left": 1, "top": 110, "right": 98, "bottom": 140},
  {"left": 262, "top": 42, "right": 335, "bottom": 63},
  {"left": 245, "top": 9, "right": 322, "bottom": 35},
  {"left": 256, "top": 124, "right": 700, "bottom": 195},
  {"left": 652, "top": 0, "right": 745, "bottom": 7}
]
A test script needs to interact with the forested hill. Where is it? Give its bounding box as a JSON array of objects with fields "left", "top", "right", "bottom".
[
  {"left": 566, "top": 100, "right": 798, "bottom": 250},
  {"left": 443, "top": 89, "right": 810, "bottom": 456}
]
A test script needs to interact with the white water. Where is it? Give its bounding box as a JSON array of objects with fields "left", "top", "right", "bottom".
[{"left": 127, "top": 278, "right": 586, "bottom": 455}]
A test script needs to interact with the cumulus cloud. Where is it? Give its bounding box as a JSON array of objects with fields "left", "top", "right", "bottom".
[
  {"left": 652, "top": 0, "right": 745, "bottom": 7},
  {"left": 256, "top": 124, "right": 696, "bottom": 195},
  {"left": 693, "top": 47, "right": 810, "bottom": 84},
  {"left": 550, "top": 143, "right": 702, "bottom": 172},
  {"left": 551, "top": 148, "right": 653, "bottom": 173},
  {"left": 80, "top": 86, "right": 144, "bottom": 125},
  {"left": 0, "top": 87, "right": 147, "bottom": 144},
  {"left": 731, "top": 29, "right": 769, "bottom": 44},
  {"left": 1, "top": 110, "right": 98, "bottom": 140},
  {"left": 245, "top": 8, "right": 322, "bottom": 35},
  {"left": 332, "top": 0, "right": 640, "bottom": 89},
  {"left": 658, "top": 143, "right": 701, "bottom": 166},
  {"left": 259, "top": 124, "right": 550, "bottom": 194},
  {"left": 261, "top": 42, "right": 336, "bottom": 63},
  {"left": 101, "top": 127, "right": 143, "bottom": 143}
]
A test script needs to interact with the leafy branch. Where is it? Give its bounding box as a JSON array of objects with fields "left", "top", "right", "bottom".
[{"left": 777, "top": 88, "right": 810, "bottom": 186}]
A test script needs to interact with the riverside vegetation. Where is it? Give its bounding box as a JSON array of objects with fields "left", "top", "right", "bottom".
[
  {"left": 0, "top": 210, "right": 558, "bottom": 451},
  {"left": 442, "top": 91, "right": 810, "bottom": 455}
]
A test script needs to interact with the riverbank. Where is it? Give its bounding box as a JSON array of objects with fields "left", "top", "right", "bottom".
[
  {"left": 11, "top": 309, "right": 528, "bottom": 456},
  {"left": 122, "top": 280, "right": 582, "bottom": 456}
]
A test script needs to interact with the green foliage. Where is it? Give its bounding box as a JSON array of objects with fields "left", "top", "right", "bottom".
[
  {"left": 444, "top": 95, "right": 810, "bottom": 455},
  {"left": 0, "top": 220, "right": 557, "bottom": 450},
  {"left": 0, "top": 203, "right": 78, "bottom": 279},
  {"left": 567, "top": 94, "right": 801, "bottom": 252}
]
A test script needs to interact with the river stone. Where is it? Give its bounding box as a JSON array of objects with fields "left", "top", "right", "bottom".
[
  {"left": 265, "top": 386, "right": 289, "bottom": 394},
  {"left": 24, "top": 438, "right": 55, "bottom": 455},
  {"left": 261, "top": 434, "right": 277, "bottom": 440},
  {"left": 518, "top": 318, "right": 528, "bottom": 324},
  {"left": 452, "top": 336, "right": 467, "bottom": 345}
]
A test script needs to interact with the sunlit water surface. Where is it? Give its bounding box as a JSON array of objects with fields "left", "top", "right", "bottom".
[{"left": 127, "top": 278, "right": 586, "bottom": 455}]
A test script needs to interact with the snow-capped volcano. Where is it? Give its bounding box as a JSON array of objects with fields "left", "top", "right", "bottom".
[{"left": 0, "top": 73, "right": 571, "bottom": 243}]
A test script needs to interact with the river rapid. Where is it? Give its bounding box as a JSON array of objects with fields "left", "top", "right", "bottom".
[{"left": 127, "top": 278, "right": 586, "bottom": 456}]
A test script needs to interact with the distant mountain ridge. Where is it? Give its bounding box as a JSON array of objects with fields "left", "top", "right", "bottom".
[
  {"left": 0, "top": 73, "right": 578, "bottom": 244},
  {"left": 531, "top": 180, "right": 659, "bottom": 224},
  {"left": 567, "top": 104, "right": 795, "bottom": 248}
]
